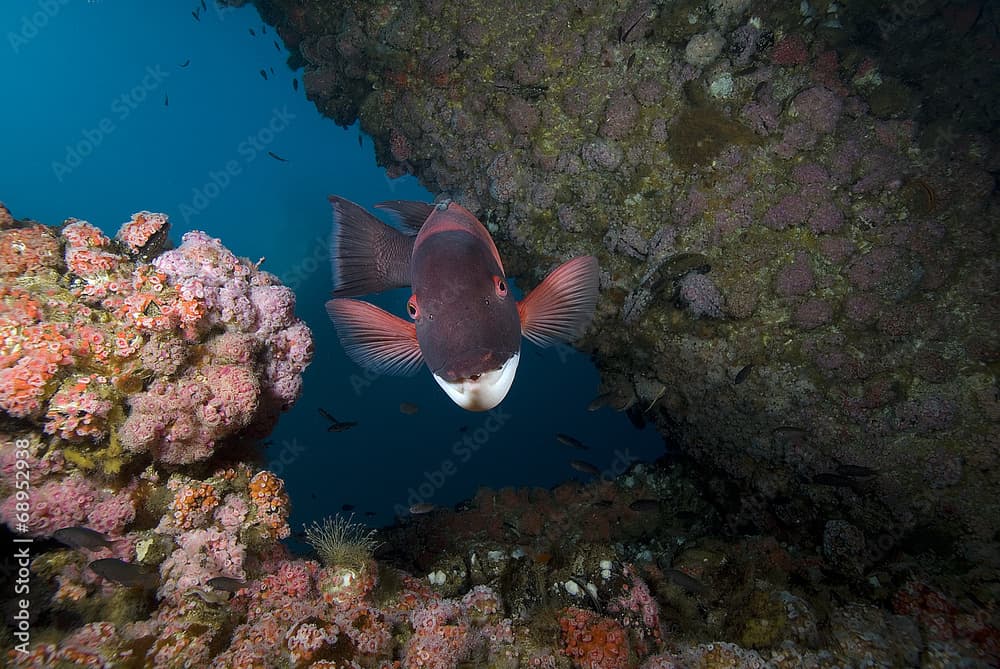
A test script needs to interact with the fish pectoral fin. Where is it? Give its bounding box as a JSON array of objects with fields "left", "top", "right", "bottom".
[
  {"left": 517, "top": 256, "right": 600, "bottom": 346},
  {"left": 374, "top": 200, "right": 435, "bottom": 234},
  {"left": 329, "top": 196, "right": 415, "bottom": 296},
  {"left": 326, "top": 298, "right": 424, "bottom": 376}
]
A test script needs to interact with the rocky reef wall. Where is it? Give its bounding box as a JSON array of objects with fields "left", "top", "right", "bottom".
[{"left": 244, "top": 0, "right": 998, "bottom": 567}]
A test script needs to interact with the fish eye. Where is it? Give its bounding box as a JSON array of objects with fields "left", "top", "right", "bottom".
[
  {"left": 494, "top": 276, "right": 507, "bottom": 297},
  {"left": 406, "top": 296, "right": 419, "bottom": 319}
]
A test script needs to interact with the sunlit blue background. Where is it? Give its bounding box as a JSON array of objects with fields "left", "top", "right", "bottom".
[{"left": 0, "top": 1, "right": 665, "bottom": 533}]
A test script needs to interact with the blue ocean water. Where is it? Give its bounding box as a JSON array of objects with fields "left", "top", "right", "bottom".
[{"left": 0, "top": 1, "right": 665, "bottom": 532}]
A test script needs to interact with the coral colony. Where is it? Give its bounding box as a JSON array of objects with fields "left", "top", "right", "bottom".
[{"left": 3, "top": 0, "right": 1000, "bottom": 665}]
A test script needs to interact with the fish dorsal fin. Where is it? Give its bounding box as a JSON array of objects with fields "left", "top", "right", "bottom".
[
  {"left": 329, "top": 196, "right": 415, "bottom": 296},
  {"left": 518, "top": 256, "right": 600, "bottom": 346},
  {"left": 325, "top": 298, "right": 424, "bottom": 376},
  {"left": 375, "top": 201, "right": 435, "bottom": 235}
]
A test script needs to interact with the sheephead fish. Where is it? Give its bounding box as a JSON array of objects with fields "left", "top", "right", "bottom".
[{"left": 325, "top": 197, "right": 600, "bottom": 411}]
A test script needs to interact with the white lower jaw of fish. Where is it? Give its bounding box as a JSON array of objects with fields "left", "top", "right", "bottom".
[{"left": 433, "top": 352, "right": 520, "bottom": 411}]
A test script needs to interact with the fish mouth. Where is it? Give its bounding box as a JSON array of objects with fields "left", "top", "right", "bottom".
[{"left": 432, "top": 353, "right": 519, "bottom": 411}]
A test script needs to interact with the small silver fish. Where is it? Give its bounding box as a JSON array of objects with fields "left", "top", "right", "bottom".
[
  {"left": 409, "top": 503, "right": 436, "bottom": 515},
  {"left": 627, "top": 499, "right": 660, "bottom": 512},
  {"left": 569, "top": 460, "right": 600, "bottom": 476},
  {"left": 556, "top": 433, "right": 587, "bottom": 450},
  {"left": 88, "top": 558, "right": 158, "bottom": 588},
  {"left": 586, "top": 392, "right": 612, "bottom": 412},
  {"left": 54, "top": 526, "right": 116, "bottom": 551},
  {"left": 187, "top": 587, "right": 230, "bottom": 604},
  {"left": 835, "top": 463, "right": 878, "bottom": 478},
  {"left": 206, "top": 576, "right": 247, "bottom": 593}
]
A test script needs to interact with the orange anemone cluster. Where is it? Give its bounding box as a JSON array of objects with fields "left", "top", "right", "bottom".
[
  {"left": 0, "top": 317, "right": 74, "bottom": 418},
  {"left": 559, "top": 607, "right": 632, "bottom": 669},
  {"left": 170, "top": 482, "right": 221, "bottom": 530},
  {"left": 117, "top": 211, "right": 168, "bottom": 255},
  {"left": 249, "top": 471, "right": 290, "bottom": 539},
  {"left": 0, "top": 224, "right": 61, "bottom": 277},
  {"left": 43, "top": 373, "right": 113, "bottom": 441}
]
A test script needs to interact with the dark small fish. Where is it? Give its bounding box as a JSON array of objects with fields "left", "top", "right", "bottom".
[
  {"left": 54, "top": 527, "right": 115, "bottom": 551},
  {"left": 267, "top": 151, "right": 287, "bottom": 162},
  {"left": 293, "top": 77, "right": 299, "bottom": 91},
  {"left": 341, "top": 503, "right": 355, "bottom": 511},
  {"left": 164, "top": 94, "right": 169, "bottom": 107},
  {"left": 734, "top": 363, "right": 753, "bottom": 385},
  {"left": 269, "top": 66, "right": 274, "bottom": 75},
  {"left": 187, "top": 587, "right": 229, "bottom": 604},
  {"left": 628, "top": 499, "right": 660, "bottom": 512},
  {"left": 570, "top": 460, "right": 600, "bottom": 476},
  {"left": 772, "top": 426, "right": 808, "bottom": 442},
  {"left": 318, "top": 408, "right": 357, "bottom": 432},
  {"left": 273, "top": 39, "right": 281, "bottom": 52},
  {"left": 592, "top": 499, "right": 614, "bottom": 508},
  {"left": 836, "top": 464, "right": 878, "bottom": 478},
  {"left": 409, "top": 503, "right": 435, "bottom": 515},
  {"left": 626, "top": 52, "right": 636, "bottom": 69},
  {"left": 664, "top": 569, "right": 707, "bottom": 595},
  {"left": 259, "top": 69, "right": 268, "bottom": 80},
  {"left": 587, "top": 392, "right": 612, "bottom": 412},
  {"left": 249, "top": 27, "right": 256, "bottom": 36},
  {"left": 261, "top": 24, "right": 267, "bottom": 34},
  {"left": 206, "top": 576, "right": 246, "bottom": 593},
  {"left": 179, "top": 59, "right": 191, "bottom": 68},
  {"left": 399, "top": 402, "right": 419, "bottom": 415},
  {"left": 556, "top": 433, "right": 587, "bottom": 450},
  {"left": 200, "top": 0, "right": 206, "bottom": 10},
  {"left": 191, "top": 9, "right": 200, "bottom": 22},
  {"left": 327, "top": 420, "right": 357, "bottom": 433},
  {"left": 809, "top": 472, "right": 858, "bottom": 488},
  {"left": 357, "top": 134, "right": 363, "bottom": 148},
  {"left": 88, "top": 558, "right": 158, "bottom": 588},
  {"left": 458, "top": 425, "right": 469, "bottom": 433},
  {"left": 364, "top": 511, "right": 376, "bottom": 517}
]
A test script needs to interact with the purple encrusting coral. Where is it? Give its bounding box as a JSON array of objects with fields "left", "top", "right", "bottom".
[{"left": 677, "top": 272, "right": 725, "bottom": 319}]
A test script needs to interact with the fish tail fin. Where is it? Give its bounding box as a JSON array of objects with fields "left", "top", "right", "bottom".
[
  {"left": 329, "top": 196, "right": 415, "bottom": 296},
  {"left": 325, "top": 298, "right": 424, "bottom": 376},
  {"left": 518, "top": 256, "right": 600, "bottom": 346}
]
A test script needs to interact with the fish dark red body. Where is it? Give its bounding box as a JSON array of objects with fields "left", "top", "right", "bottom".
[{"left": 325, "top": 197, "right": 600, "bottom": 411}]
